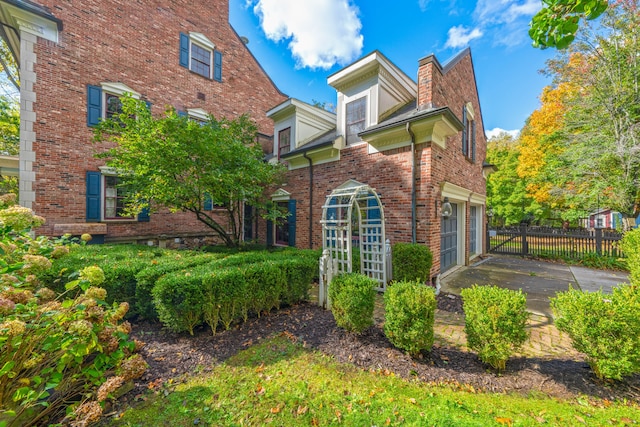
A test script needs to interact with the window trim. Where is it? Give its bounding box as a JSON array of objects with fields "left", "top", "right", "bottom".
[
  {"left": 98, "top": 167, "right": 135, "bottom": 222},
  {"left": 462, "top": 102, "right": 476, "bottom": 162},
  {"left": 278, "top": 127, "right": 291, "bottom": 159},
  {"left": 345, "top": 96, "right": 367, "bottom": 145},
  {"left": 180, "top": 32, "right": 222, "bottom": 82}
]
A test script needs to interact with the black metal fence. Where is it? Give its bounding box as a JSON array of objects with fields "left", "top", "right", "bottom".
[{"left": 488, "top": 225, "right": 624, "bottom": 259}]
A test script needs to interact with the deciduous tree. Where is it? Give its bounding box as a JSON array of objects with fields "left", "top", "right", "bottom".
[
  {"left": 529, "top": 0, "right": 608, "bottom": 49},
  {"left": 94, "top": 96, "right": 286, "bottom": 247}
]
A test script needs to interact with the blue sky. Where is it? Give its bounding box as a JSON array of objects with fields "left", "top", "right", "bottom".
[{"left": 229, "top": 0, "right": 558, "bottom": 137}]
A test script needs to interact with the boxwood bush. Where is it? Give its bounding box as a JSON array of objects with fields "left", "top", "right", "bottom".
[
  {"left": 384, "top": 281, "right": 436, "bottom": 356},
  {"left": 328, "top": 273, "right": 376, "bottom": 333},
  {"left": 461, "top": 285, "right": 529, "bottom": 371},
  {"left": 134, "top": 252, "right": 220, "bottom": 320},
  {"left": 551, "top": 285, "right": 640, "bottom": 380},
  {"left": 392, "top": 243, "right": 433, "bottom": 283},
  {"left": 621, "top": 228, "right": 640, "bottom": 285},
  {"left": 41, "top": 245, "right": 168, "bottom": 318},
  {"left": 152, "top": 265, "right": 210, "bottom": 335}
]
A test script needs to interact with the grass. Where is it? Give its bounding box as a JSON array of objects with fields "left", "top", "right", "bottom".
[{"left": 106, "top": 335, "right": 639, "bottom": 427}]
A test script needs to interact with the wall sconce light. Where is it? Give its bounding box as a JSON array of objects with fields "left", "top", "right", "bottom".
[{"left": 441, "top": 197, "right": 453, "bottom": 218}]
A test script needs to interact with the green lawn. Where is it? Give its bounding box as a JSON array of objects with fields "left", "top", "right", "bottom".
[{"left": 107, "top": 336, "right": 639, "bottom": 426}]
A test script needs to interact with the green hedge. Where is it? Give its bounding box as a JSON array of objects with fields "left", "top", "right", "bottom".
[
  {"left": 392, "top": 243, "right": 433, "bottom": 283},
  {"left": 621, "top": 229, "right": 640, "bottom": 285},
  {"left": 152, "top": 255, "right": 316, "bottom": 335},
  {"left": 41, "top": 245, "right": 169, "bottom": 317},
  {"left": 551, "top": 285, "right": 640, "bottom": 380},
  {"left": 384, "top": 281, "right": 436, "bottom": 356},
  {"left": 41, "top": 245, "right": 319, "bottom": 330},
  {"left": 329, "top": 273, "right": 376, "bottom": 333},
  {"left": 134, "top": 252, "right": 220, "bottom": 320},
  {"left": 461, "top": 285, "right": 529, "bottom": 371}
]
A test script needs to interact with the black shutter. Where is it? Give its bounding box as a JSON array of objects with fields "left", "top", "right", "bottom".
[
  {"left": 87, "top": 85, "right": 102, "bottom": 127},
  {"left": 266, "top": 220, "right": 273, "bottom": 247},
  {"left": 461, "top": 106, "right": 468, "bottom": 156},
  {"left": 471, "top": 120, "right": 476, "bottom": 162},
  {"left": 86, "top": 171, "right": 101, "bottom": 221},
  {"left": 137, "top": 205, "right": 150, "bottom": 222},
  {"left": 214, "top": 50, "right": 222, "bottom": 82},
  {"left": 179, "top": 33, "right": 189, "bottom": 68},
  {"left": 287, "top": 199, "right": 296, "bottom": 247},
  {"left": 204, "top": 193, "right": 213, "bottom": 211}
]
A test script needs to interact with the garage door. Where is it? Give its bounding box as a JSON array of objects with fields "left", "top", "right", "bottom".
[{"left": 440, "top": 203, "right": 458, "bottom": 273}]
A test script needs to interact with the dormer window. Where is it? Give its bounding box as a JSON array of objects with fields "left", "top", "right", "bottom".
[
  {"left": 346, "top": 97, "right": 366, "bottom": 145},
  {"left": 278, "top": 127, "right": 291, "bottom": 158}
]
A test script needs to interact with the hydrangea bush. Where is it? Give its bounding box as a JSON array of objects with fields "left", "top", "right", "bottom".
[{"left": 0, "top": 194, "right": 146, "bottom": 426}]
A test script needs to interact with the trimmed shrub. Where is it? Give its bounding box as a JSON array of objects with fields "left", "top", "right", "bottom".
[
  {"left": 329, "top": 273, "right": 376, "bottom": 333},
  {"left": 392, "top": 243, "right": 433, "bottom": 283},
  {"left": 551, "top": 285, "right": 640, "bottom": 380},
  {"left": 384, "top": 281, "right": 436, "bottom": 356},
  {"left": 41, "top": 244, "right": 168, "bottom": 317},
  {"left": 621, "top": 228, "right": 640, "bottom": 285},
  {"left": 152, "top": 267, "right": 207, "bottom": 335},
  {"left": 461, "top": 285, "right": 529, "bottom": 371},
  {"left": 134, "top": 252, "right": 219, "bottom": 320},
  {"left": 278, "top": 257, "right": 316, "bottom": 305},
  {"left": 203, "top": 267, "right": 248, "bottom": 331},
  {"left": 243, "top": 261, "right": 287, "bottom": 318}
]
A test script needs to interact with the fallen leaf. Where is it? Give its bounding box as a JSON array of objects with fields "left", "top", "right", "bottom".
[
  {"left": 575, "top": 415, "right": 585, "bottom": 424},
  {"left": 408, "top": 398, "right": 417, "bottom": 405},
  {"left": 270, "top": 406, "right": 281, "bottom": 414},
  {"left": 296, "top": 405, "right": 308, "bottom": 416},
  {"left": 255, "top": 384, "right": 265, "bottom": 395},
  {"left": 496, "top": 417, "right": 512, "bottom": 426}
]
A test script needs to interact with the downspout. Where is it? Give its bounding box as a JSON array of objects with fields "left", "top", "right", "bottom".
[
  {"left": 406, "top": 122, "right": 417, "bottom": 244},
  {"left": 303, "top": 152, "right": 314, "bottom": 249}
]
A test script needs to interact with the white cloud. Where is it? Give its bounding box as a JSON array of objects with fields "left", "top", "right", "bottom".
[
  {"left": 486, "top": 127, "right": 520, "bottom": 139},
  {"left": 418, "top": 0, "right": 430, "bottom": 11},
  {"left": 251, "top": 0, "right": 363, "bottom": 70},
  {"left": 444, "top": 25, "right": 483, "bottom": 48},
  {"left": 446, "top": 0, "right": 542, "bottom": 47},
  {"left": 474, "top": 0, "right": 539, "bottom": 26}
]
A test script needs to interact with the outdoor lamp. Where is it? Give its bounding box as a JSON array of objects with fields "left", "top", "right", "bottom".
[{"left": 441, "top": 197, "right": 453, "bottom": 218}]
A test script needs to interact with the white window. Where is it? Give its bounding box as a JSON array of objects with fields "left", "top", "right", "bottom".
[
  {"left": 345, "top": 97, "right": 366, "bottom": 145},
  {"left": 278, "top": 127, "right": 291, "bottom": 159},
  {"left": 462, "top": 102, "right": 476, "bottom": 161},
  {"left": 180, "top": 32, "right": 222, "bottom": 82}
]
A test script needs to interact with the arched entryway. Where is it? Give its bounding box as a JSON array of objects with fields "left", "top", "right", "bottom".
[{"left": 320, "top": 180, "right": 388, "bottom": 291}]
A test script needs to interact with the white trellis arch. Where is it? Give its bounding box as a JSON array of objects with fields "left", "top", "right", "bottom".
[{"left": 320, "top": 180, "right": 387, "bottom": 292}]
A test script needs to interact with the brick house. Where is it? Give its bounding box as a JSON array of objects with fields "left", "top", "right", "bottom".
[
  {"left": 0, "top": 0, "right": 286, "bottom": 244},
  {"left": 266, "top": 49, "right": 490, "bottom": 279}
]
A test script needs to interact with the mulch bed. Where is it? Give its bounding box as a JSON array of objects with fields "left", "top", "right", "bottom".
[{"left": 124, "top": 292, "right": 640, "bottom": 406}]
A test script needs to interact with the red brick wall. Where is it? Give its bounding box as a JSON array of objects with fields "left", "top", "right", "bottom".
[
  {"left": 279, "top": 50, "right": 487, "bottom": 279},
  {"left": 419, "top": 51, "right": 488, "bottom": 274},
  {"left": 31, "top": 0, "right": 286, "bottom": 239}
]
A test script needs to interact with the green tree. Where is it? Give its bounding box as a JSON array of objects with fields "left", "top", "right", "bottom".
[
  {"left": 94, "top": 96, "right": 286, "bottom": 247},
  {"left": 545, "top": 0, "right": 640, "bottom": 216},
  {"left": 530, "top": 0, "right": 608, "bottom": 49},
  {"left": 0, "top": 95, "right": 19, "bottom": 155},
  {"left": 0, "top": 95, "right": 19, "bottom": 196},
  {"left": 486, "top": 132, "right": 543, "bottom": 226}
]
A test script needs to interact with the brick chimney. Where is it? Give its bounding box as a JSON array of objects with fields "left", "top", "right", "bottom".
[{"left": 417, "top": 54, "right": 443, "bottom": 111}]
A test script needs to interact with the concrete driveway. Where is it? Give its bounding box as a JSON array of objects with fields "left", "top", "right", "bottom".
[{"left": 439, "top": 255, "right": 630, "bottom": 317}]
